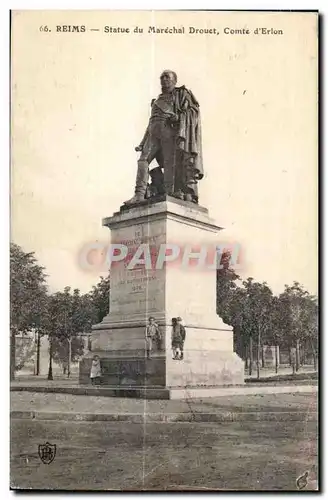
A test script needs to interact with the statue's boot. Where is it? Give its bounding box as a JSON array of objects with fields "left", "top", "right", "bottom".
[
  {"left": 124, "top": 160, "right": 149, "bottom": 205},
  {"left": 172, "top": 190, "right": 184, "bottom": 200}
]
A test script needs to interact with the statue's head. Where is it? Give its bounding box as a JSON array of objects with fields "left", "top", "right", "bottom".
[{"left": 160, "top": 70, "right": 177, "bottom": 92}]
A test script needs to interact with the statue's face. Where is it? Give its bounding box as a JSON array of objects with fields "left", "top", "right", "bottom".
[{"left": 160, "top": 71, "right": 176, "bottom": 92}]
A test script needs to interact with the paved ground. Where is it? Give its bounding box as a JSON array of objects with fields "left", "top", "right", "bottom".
[
  {"left": 11, "top": 391, "right": 318, "bottom": 415},
  {"left": 10, "top": 418, "right": 318, "bottom": 491}
]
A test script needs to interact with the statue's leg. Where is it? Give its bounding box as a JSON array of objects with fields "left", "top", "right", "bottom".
[
  {"left": 123, "top": 159, "right": 149, "bottom": 205},
  {"left": 172, "top": 150, "right": 185, "bottom": 198},
  {"left": 184, "top": 159, "right": 199, "bottom": 203},
  {"left": 124, "top": 139, "right": 159, "bottom": 205},
  {"left": 161, "top": 129, "right": 177, "bottom": 196}
]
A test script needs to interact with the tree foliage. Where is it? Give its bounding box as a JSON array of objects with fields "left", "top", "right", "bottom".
[
  {"left": 43, "top": 287, "right": 94, "bottom": 369},
  {"left": 216, "top": 255, "right": 318, "bottom": 373},
  {"left": 10, "top": 244, "right": 111, "bottom": 377},
  {"left": 276, "top": 282, "right": 318, "bottom": 347},
  {"left": 216, "top": 250, "right": 242, "bottom": 326},
  {"left": 88, "top": 274, "right": 110, "bottom": 324},
  {"left": 10, "top": 243, "right": 49, "bottom": 378},
  {"left": 10, "top": 243, "right": 48, "bottom": 335}
]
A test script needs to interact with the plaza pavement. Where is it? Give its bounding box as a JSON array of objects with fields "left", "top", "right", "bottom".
[{"left": 11, "top": 390, "right": 317, "bottom": 423}]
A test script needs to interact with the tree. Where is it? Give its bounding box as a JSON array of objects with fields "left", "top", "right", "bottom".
[
  {"left": 241, "top": 279, "right": 274, "bottom": 379},
  {"left": 302, "top": 298, "right": 318, "bottom": 369},
  {"left": 216, "top": 250, "right": 241, "bottom": 316},
  {"left": 216, "top": 251, "right": 319, "bottom": 379},
  {"left": 44, "top": 287, "right": 94, "bottom": 379},
  {"left": 217, "top": 265, "right": 275, "bottom": 378},
  {"left": 30, "top": 277, "right": 109, "bottom": 380},
  {"left": 65, "top": 288, "right": 94, "bottom": 376},
  {"left": 216, "top": 250, "right": 246, "bottom": 355},
  {"left": 264, "top": 296, "right": 284, "bottom": 373},
  {"left": 10, "top": 243, "right": 48, "bottom": 380},
  {"left": 43, "top": 292, "right": 62, "bottom": 380},
  {"left": 277, "top": 282, "right": 318, "bottom": 373},
  {"left": 52, "top": 335, "right": 85, "bottom": 373},
  {"left": 88, "top": 275, "right": 110, "bottom": 324}
]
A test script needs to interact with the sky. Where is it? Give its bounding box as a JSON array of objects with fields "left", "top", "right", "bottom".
[{"left": 11, "top": 10, "right": 318, "bottom": 295}]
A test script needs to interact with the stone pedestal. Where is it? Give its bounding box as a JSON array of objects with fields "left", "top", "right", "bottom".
[{"left": 79, "top": 196, "right": 244, "bottom": 395}]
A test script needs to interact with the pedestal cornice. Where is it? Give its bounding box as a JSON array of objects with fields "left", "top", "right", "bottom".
[{"left": 102, "top": 196, "right": 223, "bottom": 233}]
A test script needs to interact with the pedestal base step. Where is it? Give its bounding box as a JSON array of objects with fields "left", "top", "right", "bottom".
[
  {"left": 10, "top": 382, "right": 317, "bottom": 400},
  {"left": 79, "top": 356, "right": 166, "bottom": 387}
]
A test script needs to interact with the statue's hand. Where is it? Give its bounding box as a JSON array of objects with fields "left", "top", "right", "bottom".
[{"left": 135, "top": 145, "right": 143, "bottom": 152}]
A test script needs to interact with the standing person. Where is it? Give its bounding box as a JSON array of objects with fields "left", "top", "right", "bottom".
[
  {"left": 171, "top": 317, "right": 186, "bottom": 360},
  {"left": 90, "top": 355, "right": 102, "bottom": 385},
  {"left": 171, "top": 318, "right": 179, "bottom": 359},
  {"left": 145, "top": 316, "right": 161, "bottom": 359},
  {"left": 176, "top": 317, "right": 186, "bottom": 360}
]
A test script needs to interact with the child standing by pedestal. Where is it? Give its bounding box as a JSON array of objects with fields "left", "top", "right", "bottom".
[
  {"left": 145, "top": 316, "right": 161, "bottom": 359},
  {"left": 171, "top": 317, "right": 186, "bottom": 360},
  {"left": 90, "top": 355, "right": 102, "bottom": 385}
]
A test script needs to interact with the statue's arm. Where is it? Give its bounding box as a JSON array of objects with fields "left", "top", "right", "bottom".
[
  {"left": 140, "top": 125, "right": 150, "bottom": 146},
  {"left": 135, "top": 126, "right": 149, "bottom": 151},
  {"left": 135, "top": 99, "right": 155, "bottom": 151}
]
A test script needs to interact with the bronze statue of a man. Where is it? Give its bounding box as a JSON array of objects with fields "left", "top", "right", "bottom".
[{"left": 124, "top": 70, "right": 204, "bottom": 205}]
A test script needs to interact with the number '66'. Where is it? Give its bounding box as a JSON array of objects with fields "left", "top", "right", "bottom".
[{"left": 39, "top": 26, "right": 49, "bottom": 32}]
